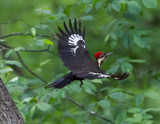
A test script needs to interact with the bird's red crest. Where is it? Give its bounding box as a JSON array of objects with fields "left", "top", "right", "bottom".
[{"left": 94, "top": 52, "right": 104, "bottom": 59}]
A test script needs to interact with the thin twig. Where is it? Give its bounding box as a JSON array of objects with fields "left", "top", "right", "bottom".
[
  {"left": 122, "top": 91, "right": 135, "bottom": 96},
  {"left": 0, "top": 46, "right": 6, "bottom": 51},
  {"left": 66, "top": 95, "right": 85, "bottom": 109},
  {"left": 47, "top": 50, "right": 58, "bottom": 56},
  {"left": 0, "top": 19, "right": 20, "bottom": 25},
  {"left": 0, "top": 43, "right": 12, "bottom": 49},
  {"left": 0, "top": 42, "right": 58, "bottom": 56},
  {"left": 0, "top": 32, "right": 51, "bottom": 39},
  {"left": 15, "top": 51, "right": 48, "bottom": 84},
  {"left": 66, "top": 95, "right": 114, "bottom": 123}
]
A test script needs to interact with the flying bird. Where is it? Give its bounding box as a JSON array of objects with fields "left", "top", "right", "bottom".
[{"left": 46, "top": 19, "right": 129, "bottom": 88}]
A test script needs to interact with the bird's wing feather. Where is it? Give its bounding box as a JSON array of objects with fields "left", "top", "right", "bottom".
[
  {"left": 57, "top": 19, "right": 109, "bottom": 79},
  {"left": 57, "top": 19, "right": 130, "bottom": 80}
]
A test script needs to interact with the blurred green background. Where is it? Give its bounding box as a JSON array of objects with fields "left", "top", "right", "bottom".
[{"left": 0, "top": 0, "right": 160, "bottom": 124}]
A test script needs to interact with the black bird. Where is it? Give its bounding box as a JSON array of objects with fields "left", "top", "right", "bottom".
[{"left": 47, "top": 19, "right": 129, "bottom": 89}]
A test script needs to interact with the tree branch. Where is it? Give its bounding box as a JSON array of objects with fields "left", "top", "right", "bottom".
[
  {"left": 15, "top": 51, "right": 48, "bottom": 84},
  {"left": 0, "top": 42, "right": 58, "bottom": 56},
  {"left": 0, "top": 42, "right": 12, "bottom": 49},
  {"left": 0, "top": 19, "right": 20, "bottom": 25},
  {"left": 0, "top": 42, "right": 58, "bottom": 84},
  {"left": 122, "top": 91, "right": 135, "bottom": 96},
  {"left": 0, "top": 32, "right": 51, "bottom": 39},
  {"left": 66, "top": 95, "right": 114, "bottom": 123}
]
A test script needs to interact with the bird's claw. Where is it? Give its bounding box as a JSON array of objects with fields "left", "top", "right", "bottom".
[{"left": 79, "top": 80, "right": 83, "bottom": 88}]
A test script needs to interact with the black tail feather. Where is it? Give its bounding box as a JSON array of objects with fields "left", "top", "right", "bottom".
[
  {"left": 46, "top": 72, "right": 75, "bottom": 89},
  {"left": 111, "top": 72, "right": 129, "bottom": 80}
]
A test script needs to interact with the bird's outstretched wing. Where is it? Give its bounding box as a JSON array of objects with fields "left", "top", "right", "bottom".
[
  {"left": 57, "top": 19, "right": 87, "bottom": 69},
  {"left": 56, "top": 19, "right": 129, "bottom": 80},
  {"left": 57, "top": 19, "right": 110, "bottom": 79}
]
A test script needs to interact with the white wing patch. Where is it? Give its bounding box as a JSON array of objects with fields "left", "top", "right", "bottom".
[
  {"left": 89, "top": 72, "right": 111, "bottom": 78},
  {"left": 68, "top": 34, "right": 85, "bottom": 53}
]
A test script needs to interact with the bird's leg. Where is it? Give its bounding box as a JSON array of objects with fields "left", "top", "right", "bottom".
[{"left": 79, "top": 80, "right": 84, "bottom": 88}]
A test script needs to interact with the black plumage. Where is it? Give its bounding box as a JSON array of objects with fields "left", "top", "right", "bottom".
[{"left": 47, "top": 19, "right": 129, "bottom": 89}]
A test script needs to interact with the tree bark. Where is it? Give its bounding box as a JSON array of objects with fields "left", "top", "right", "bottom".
[{"left": 0, "top": 78, "right": 25, "bottom": 124}]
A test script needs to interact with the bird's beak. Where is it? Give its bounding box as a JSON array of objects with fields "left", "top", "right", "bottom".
[
  {"left": 104, "top": 52, "right": 114, "bottom": 58},
  {"left": 103, "top": 52, "right": 114, "bottom": 60},
  {"left": 106, "top": 52, "right": 114, "bottom": 56}
]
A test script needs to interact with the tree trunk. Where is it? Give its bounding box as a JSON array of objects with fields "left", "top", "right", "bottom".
[{"left": 0, "top": 78, "right": 25, "bottom": 124}]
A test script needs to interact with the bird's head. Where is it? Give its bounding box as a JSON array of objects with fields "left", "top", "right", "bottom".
[{"left": 94, "top": 51, "right": 113, "bottom": 66}]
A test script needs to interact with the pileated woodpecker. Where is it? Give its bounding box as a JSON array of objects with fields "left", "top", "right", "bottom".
[{"left": 47, "top": 19, "right": 129, "bottom": 89}]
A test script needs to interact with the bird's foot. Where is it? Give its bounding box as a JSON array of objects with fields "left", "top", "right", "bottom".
[{"left": 79, "top": 80, "right": 83, "bottom": 88}]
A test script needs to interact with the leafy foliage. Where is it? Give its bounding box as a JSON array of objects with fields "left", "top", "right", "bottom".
[{"left": 0, "top": 0, "right": 160, "bottom": 123}]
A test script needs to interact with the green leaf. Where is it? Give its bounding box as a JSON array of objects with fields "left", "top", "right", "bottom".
[
  {"left": 49, "top": 16, "right": 56, "bottom": 22},
  {"left": 122, "top": 32, "right": 129, "bottom": 49},
  {"left": 128, "top": 6, "right": 140, "bottom": 15},
  {"left": 0, "top": 39, "right": 6, "bottom": 42},
  {"left": 36, "top": 102, "right": 51, "bottom": 111},
  {"left": 51, "top": 90, "right": 65, "bottom": 99},
  {"left": 30, "top": 105, "right": 36, "bottom": 117},
  {"left": 116, "top": 57, "right": 130, "bottom": 64},
  {"left": 43, "top": 39, "right": 53, "bottom": 45},
  {"left": 107, "top": 64, "right": 120, "bottom": 74},
  {"left": 142, "top": 0, "right": 157, "bottom": 9},
  {"left": 126, "top": 1, "right": 139, "bottom": 7},
  {"left": 144, "top": 92, "right": 159, "bottom": 99},
  {"left": 5, "top": 49, "right": 14, "bottom": 58},
  {"left": 70, "top": 83, "right": 82, "bottom": 93},
  {"left": 110, "top": 40, "right": 117, "bottom": 49},
  {"left": 110, "top": 32, "right": 117, "bottom": 40},
  {"left": 106, "top": 3, "right": 112, "bottom": 13},
  {"left": 95, "top": 1, "right": 102, "bottom": 10},
  {"left": 92, "top": 79, "right": 102, "bottom": 84},
  {"left": 115, "top": 109, "right": 126, "bottom": 124},
  {"left": 83, "top": 81, "right": 96, "bottom": 95},
  {"left": 15, "top": 100, "right": 25, "bottom": 109},
  {"left": 5, "top": 60, "right": 22, "bottom": 67},
  {"left": 14, "top": 47, "right": 25, "bottom": 51},
  {"left": 125, "top": 113, "right": 142, "bottom": 123},
  {"left": 23, "top": 97, "right": 33, "bottom": 103},
  {"left": 142, "top": 108, "right": 160, "bottom": 113},
  {"left": 127, "top": 0, "right": 141, "bottom": 15},
  {"left": 9, "top": 76, "right": 19, "bottom": 82},
  {"left": 84, "top": 6, "right": 92, "bottom": 14},
  {"left": 0, "top": 68, "right": 13, "bottom": 74},
  {"left": 42, "top": 8, "right": 52, "bottom": 14},
  {"left": 143, "top": 120, "right": 154, "bottom": 124},
  {"left": 31, "top": 27, "right": 36, "bottom": 37},
  {"left": 81, "top": 15, "right": 94, "bottom": 20},
  {"left": 112, "top": 2, "right": 121, "bottom": 12},
  {"left": 36, "top": 24, "right": 48, "bottom": 29},
  {"left": 127, "top": 107, "right": 141, "bottom": 113},
  {"left": 40, "top": 59, "right": 53, "bottom": 67},
  {"left": 121, "top": 62, "right": 133, "bottom": 72},
  {"left": 36, "top": 40, "right": 45, "bottom": 46},
  {"left": 133, "top": 34, "right": 145, "bottom": 48},
  {"left": 135, "top": 94, "right": 144, "bottom": 106},
  {"left": 129, "top": 59, "right": 146, "bottom": 63},
  {"left": 133, "top": 113, "right": 142, "bottom": 122},
  {"left": 86, "top": 103, "right": 96, "bottom": 111},
  {"left": 35, "top": 8, "right": 52, "bottom": 15},
  {"left": 97, "top": 100, "right": 111, "bottom": 109},
  {"left": 109, "top": 92, "right": 129, "bottom": 101},
  {"left": 120, "top": 3, "right": 125, "bottom": 12},
  {"left": 104, "top": 34, "right": 110, "bottom": 43}
]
